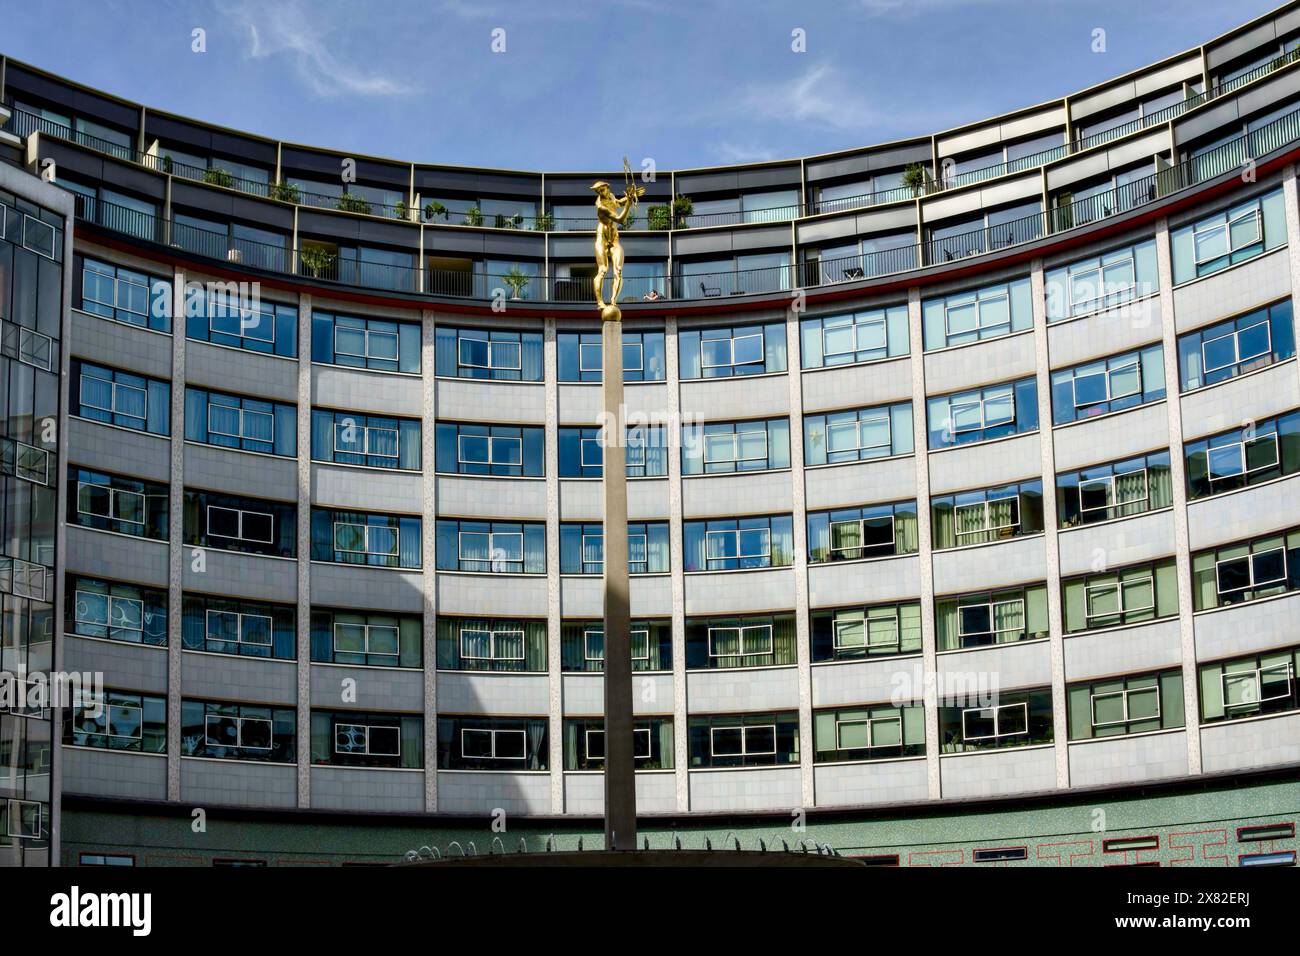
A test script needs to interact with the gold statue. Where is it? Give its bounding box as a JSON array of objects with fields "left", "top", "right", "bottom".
[{"left": 591, "top": 160, "right": 646, "bottom": 320}]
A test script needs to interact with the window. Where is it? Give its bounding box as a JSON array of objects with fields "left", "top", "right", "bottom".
[
  {"left": 435, "top": 518, "right": 545, "bottom": 574},
  {"left": 688, "top": 712, "right": 799, "bottom": 767},
  {"left": 72, "top": 361, "right": 170, "bottom": 435},
  {"left": 181, "top": 699, "right": 296, "bottom": 762},
  {"left": 927, "top": 378, "right": 1037, "bottom": 448},
  {"left": 559, "top": 522, "right": 670, "bottom": 575},
  {"left": 679, "top": 322, "right": 786, "bottom": 378},
  {"left": 0, "top": 437, "right": 49, "bottom": 489},
  {"left": 438, "top": 716, "right": 548, "bottom": 770},
  {"left": 63, "top": 689, "right": 165, "bottom": 753},
  {"left": 437, "top": 616, "right": 546, "bottom": 671},
  {"left": 1186, "top": 410, "right": 1300, "bottom": 500},
  {"left": 182, "top": 594, "right": 295, "bottom": 659},
  {"left": 1057, "top": 450, "right": 1173, "bottom": 527},
  {"left": 1063, "top": 559, "right": 1179, "bottom": 633},
  {"left": 558, "top": 425, "right": 668, "bottom": 478},
  {"left": 1199, "top": 647, "right": 1300, "bottom": 723},
  {"left": 311, "top": 409, "right": 421, "bottom": 470},
  {"left": 435, "top": 422, "right": 544, "bottom": 477},
  {"left": 922, "top": 277, "right": 1032, "bottom": 349},
  {"left": 79, "top": 256, "right": 170, "bottom": 332},
  {"left": 312, "top": 711, "right": 422, "bottom": 769},
  {"left": 712, "top": 723, "right": 780, "bottom": 764},
  {"left": 807, "top": 501, "right": 918, "bottom": 562},
  {"left": 1192, "top": 529, "right": 1300, "bottom": 610},
  {"left": 810, "top": 602, "right": 922, "bottom": 662},
  {"left": 936, "top": 584, "right": 1049, "bottom": 650},
  {"left": 800, "top": 304, "right": 908, "bottom": 367},
  {"left": 2, "top": 799, "right": 43, "bottom": 841},
  {"left": 436, "top": 326, "right": 543, "bottom": 380},
  {"left": 185, "top": 388, "right": 296, "bottom": 457},
  {"left": 69, "top": 467, "right": 168, "bottom": 539},
  {"left": 685, "top": 613, "right": 795, "bottom": 669},
  {"left": 1051, "top": 344, "right": 1165, "bottom": 424},
  {"left": 560, "top": 619, "right": 672, "bottom": 672},
  {"left": 940, "top": 688, "right": 1053, "bottom": 752},
  {"left": 564, "top": 718, "right": 673, "bottom": 770},
  {"left": 66, "top": 576, "right": 167, "bottom": 646},
  {"left": 1067, "top": 670, "right": 1184, "bottom": 739},
  {"left": 1045, "top": 240, "right": 1158, "bottom": 321},
  {"left": 312, "top": 509, "right": 421, "bottom": 569},
  {"left": 931, "top": 480, "right": 1043, "bottom": 550},
  {"left": 557, "top": 330, "right": 666, "bottom": 382},
  {"left": 186, "top": 286, "right": 297, "bottom": 357},
  {"left": 814, "top": 704, "right": 925, "bottom": 762},
  {"left": 311, "top": 311, "right": 420, "bottom": 374},
  {"left": 1177, "top": 300, "right": 1295, "bottom": 391},
  {"left": 79, "top": 854, "right": 135, "bottom": 866},
  {"left": 804, "top": 403, "right": 912, "bottom": 465},
  {"left": 1171, "top": 189, "right": 1286, "bottom": 284},
  {"left": 184, "top": 491, "right": 296, "bottom": 557},
  {"left": 681, "top": 418, "right": 790, "bottom": 474},
  {"left": 312, "top": 609, "right": 421, "bottom": 668},
  {"left": 683, "top": 515, "right": 793, "bottom": 572}
]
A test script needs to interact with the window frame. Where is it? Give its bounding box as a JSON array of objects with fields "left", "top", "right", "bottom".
[
  {"left": 459, "top": 627, "right": 526, "bottom": 663},
  {"left": 1215, "top": 547, "right": 1288, "bottom": 596},
  {"left": 709, "top": 723, "right": 777, "bottom": 758},
  {"left": 206, "top": 505, "right": 274, "bottom": 545},
  {"left": 706, "top": 623, "right": 774, "bottom": 658},
  {"left": 961, "top": 701, "right": 1029, "bottom": 742},
  {"left": 333, "top": 520, "right": 400, "bottom": 558},
  {"left": 205, "top": 608, "right": 274, "bottom": 648},
  {"left": 460, "top": 727, "right": 528, "bottom": 762},
  {"left": 204, "top": 713, "right": 274, "bottom": 752}
]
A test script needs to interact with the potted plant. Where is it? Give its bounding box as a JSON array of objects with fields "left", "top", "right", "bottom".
[
  {"left": 336, "top": 192, "right": 371, "bottom": 215},
  {"left": 160, "top": 155, "right": 174, "bottom": 175},
  {"left": 671, "top": 193, "right": 694, "bottom": 228},
  {"left": 395, "top": 199, "right": 409, "bottom": 221},
  {"left": 534, "top": 210, "right": 555, "bottom": 231},
  {"left": 463, "top": 206, "right": 483, "bottom": 227},
  {"left": 299, "top": 244, "right": 337, "bottom": 278},
  {"left": 902, "top": 162, "right": 931, "bottom": 197},
  {"left": 423, "top": 200, "right": 449, "bottom": 222},
  {"left": 204, "top": 166, "right": 234, "bottom": 189},
  {"left": 270, "top": 180, "right": 301, "bottom": 203},
  {"left": 502, "top": 266, "right": 531, "bottom": 300},
  {"left": 647, "top": 204, "right": 671, "bottom": 231}
]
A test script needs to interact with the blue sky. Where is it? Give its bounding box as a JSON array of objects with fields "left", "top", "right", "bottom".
[{"left": 0, "top": 0, "right": 1282, "bottom": 170}]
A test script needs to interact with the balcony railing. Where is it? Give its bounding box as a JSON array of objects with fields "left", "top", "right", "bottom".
[
  {"left": 9, "top": 42, "right": 1300, "bottom": 238},
  {"left": 63, "top": 102, "right": 1300, "bottom": 305}
]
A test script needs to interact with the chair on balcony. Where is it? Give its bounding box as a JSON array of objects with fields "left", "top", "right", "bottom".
[
  {"left": 700, "top": 281, "right": 721, "bottom": 297},
  {"left": 842, "top": 266, "right": 865, "bottom": 280}
]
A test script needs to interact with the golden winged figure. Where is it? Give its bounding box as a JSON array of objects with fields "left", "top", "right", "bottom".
[{"left": 591, "top": 160, "right": 646, "bottom": 319}]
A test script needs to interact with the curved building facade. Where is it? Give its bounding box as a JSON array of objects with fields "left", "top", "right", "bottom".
[{"left": 3, "top": 2, "right": 1300, "bottom": 866}]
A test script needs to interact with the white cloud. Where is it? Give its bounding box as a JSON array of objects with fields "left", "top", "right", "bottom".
[
  {"left": 739, "top": 64, "right": 882, "bottom": 133},
  {"left": 218, "top": 0, "right": 412, "bottom": 97},
  {"left": 712, "top": 141, "right": 780, "bottom": 163}
]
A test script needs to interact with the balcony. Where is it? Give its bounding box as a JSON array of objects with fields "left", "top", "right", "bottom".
[{"left": 52, "top": 99, "right": 1300, "bottom": 305}]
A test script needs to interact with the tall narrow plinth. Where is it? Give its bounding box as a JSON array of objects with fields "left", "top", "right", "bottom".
[{"left": 601, "top": 309, "right": 636, "bottom": 850}]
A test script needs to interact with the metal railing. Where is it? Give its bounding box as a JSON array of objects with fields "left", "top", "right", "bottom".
[
  {"left": 64, "top": 102, "right": 1300, "bottom": 304},
  {"left": 10, "top": 41, "right": 1300, "bottom": 240}
]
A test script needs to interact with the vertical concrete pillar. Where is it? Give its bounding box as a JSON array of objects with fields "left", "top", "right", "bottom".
[
  {"left": 165, "top": 267, "right": 186, "bottom": 803},
  {"left": 906, "top": 287, "right": 942, "bottom": 799},
  {"left": 1155, "top": 217, "right": 1203, "bottom": 777},
  {"left": 1029, "top": 261, "right": 1070, "bottom": 787},
  {"left": 295, "top": 293, "right": 312, "bottom": 808}
]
